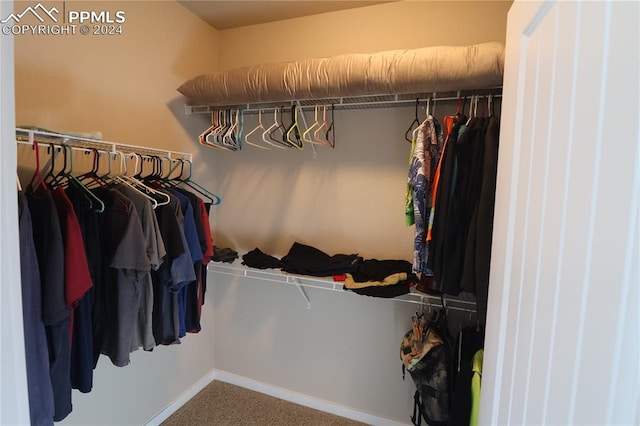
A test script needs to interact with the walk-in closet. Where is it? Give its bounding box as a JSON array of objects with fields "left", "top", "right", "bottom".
[{"left": 2, "top": 1, "right": 638, "bottom": 425}]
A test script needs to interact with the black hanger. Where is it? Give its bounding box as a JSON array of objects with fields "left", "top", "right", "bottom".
[
  {"left": 404, "top": 99, "right": 421, "bottom": 142},
  {"left": 271, "top": 105, "right": 287, "bottom": 142},
  {"left": 43, "top": 143, "right": 60, "bottom": 187},
  {"left": 284, "top": 104, "right": 303, "bottom": 148},
  {"left": 325, "top": 103, "right": 335, "bottom": 148}
]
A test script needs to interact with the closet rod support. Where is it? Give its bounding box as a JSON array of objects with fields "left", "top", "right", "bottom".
[{"left": 290, "top": 277, "right": 312, "bottom": 309}]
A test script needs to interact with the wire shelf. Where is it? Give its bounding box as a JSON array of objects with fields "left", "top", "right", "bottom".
[{"left": 208, "top": 260, "right": 477, "bottom": 312}]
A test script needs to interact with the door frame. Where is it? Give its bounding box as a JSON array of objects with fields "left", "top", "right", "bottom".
[{"left": 0, "top": 0, "right": 30, "bottom": 423}]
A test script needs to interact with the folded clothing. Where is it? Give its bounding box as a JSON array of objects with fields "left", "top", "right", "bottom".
[
  {"left": 211, "top": 246, "right": 238, "bottom": 263},
  {"left": 242, "top": 248, "right": 282, "bottom": 269},
  {"left": 343, "top": 272, "right": 408, "bottom": 289},
  {"left": 349, "top": 280, "right": 411, "bottom": 298},
  {"left": 281, "top": 242, "right": 363, "bottom": 277},
  {"left": 349, "top": 259, "right": 413, "bottom": 282}
]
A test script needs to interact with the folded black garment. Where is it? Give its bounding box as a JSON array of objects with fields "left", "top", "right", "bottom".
[
  {"left": 280, "top": 242, "right": 363, "bottom": 277},
  {"left": 348, "top": 280, "right": 411, "bottom": 298},
  {"left": 211, "top": 246, "right": 238, "bottom": 263},
  {"left": 350, "top": 259, "right": 413, "bottom": 282},
  {"left": 242, "top": 248, "right": 282, "bottom": 269}
]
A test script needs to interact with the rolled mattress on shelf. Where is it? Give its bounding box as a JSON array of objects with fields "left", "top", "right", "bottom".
[{"left": 177, "top": 42, "right": 505, "bottom": 106}]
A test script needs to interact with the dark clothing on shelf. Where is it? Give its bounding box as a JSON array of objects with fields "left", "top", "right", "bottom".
[
  {"left": 242, "top": 248, "right": 282, "bottom": 269},
  {"left": 212, "top": 246, "right": 239, "bottom": 263},
  {"left": 348, "top": 280, "right": 411, "bottom": 298},
  {"left": 349, "top": 259, "right": 413, "bottom": 282},
  {"left": 281, "top": 242, "right": 362, "bottom": 277}
]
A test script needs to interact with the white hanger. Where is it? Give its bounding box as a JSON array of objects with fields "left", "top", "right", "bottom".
[
  {"left": 111, "top": 151, "right": 159, "bottom": 209},
  {"left": 120, "top": 153, "right": 171, "bottom": 208},
  {"left": 222, "top": 109, "right": 241, "bottom": 150},
  {"left": 261, "top": 108, "right": 289, "bottom": 149},
  {"left": 244, "top": 109, "right": 270, "bottom": 150},
  {"left": 312, "top": 105, "right": 331, "bottom": 146},
  {"left": 262, "top": 108, "right": 280, "bottom": 141}
]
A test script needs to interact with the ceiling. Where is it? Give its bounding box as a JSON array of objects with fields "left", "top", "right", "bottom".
[{"left": 178, "top": 1, "right": 394, "bottom": 30}]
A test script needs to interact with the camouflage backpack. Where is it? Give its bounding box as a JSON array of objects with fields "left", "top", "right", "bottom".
[{"left": 400, "top": 313, "right": 450, "bottom": 426}]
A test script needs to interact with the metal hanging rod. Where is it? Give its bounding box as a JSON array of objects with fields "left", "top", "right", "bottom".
[
  {"left": 15, "top": 127, "right": 193, "bottom": 161},
  {"left": 185, "top": 88, "right": 503, "bottom": 115}
]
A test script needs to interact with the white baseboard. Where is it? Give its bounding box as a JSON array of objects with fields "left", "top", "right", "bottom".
[
  {"left": 145, "top": 369, "right": 408, "bottom": 426},
  {"left": 213, "top": 370, "right": 409, "bottom": 426},
  {"left": 145, "top": 369, "right": 218, "bottom": 426}
]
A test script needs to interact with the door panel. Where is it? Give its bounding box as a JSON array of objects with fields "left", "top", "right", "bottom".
[{"left": 482, "top": 1, "right": 640, "bottom": 424}]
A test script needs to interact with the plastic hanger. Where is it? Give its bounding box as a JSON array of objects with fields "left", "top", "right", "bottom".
[
  {"left": 206, "top": 110, "right": 235, "bottom": 151},
  {"left": 200, "top": 110, "right": 223, "bottom": 150},
  {"left": 270, "top": 106, "right": 288, "bottom": 143},
  {"left": 411, "top": 98, "right": 429, "bottom": 142},
  {"left": 262, "top": 108, "right": 280, "bottom": 142},
  {"left": 222, "top": 109, "right": 241, "bottom": 151},
  {"left": 49, "top": 143, "right": 72, "bottom": 189},
  {"left": 302, "top": 105, "right": 321, "bottom": 144},
  {"left": 111, "top": 151, "right": 159, "bottom": 209},
  {"left": 77, "top": 148, "right": 110, "bottom": 190},
  {"left": 62, "top": 145, "right": 106, "bottom": 213},
  {"left": 244, "top": 109, "right": 271, "bottom": 150},
  {"left": 324, "top": 104, "right": 335, "bottom": 148},
  {"left": 430, "top": 92, "right": 436, "bottom": 118},
  {"left": 176, "top": 158, "right": 221, "bottom": 205},
  {"left": 28, "top": 140, "right": 48, "bottom": 191},
  {"left": 262, "top": 108, "right": 289, "bottom": 149},
  {"left": 312, "top": 105, "right": 330, "bottom": 146},
  {"left": 404, "top": 99, "right": 421, "bottom": 142},
  {"left": 285, "top": 104, "right": 304, "bottom": 149}
]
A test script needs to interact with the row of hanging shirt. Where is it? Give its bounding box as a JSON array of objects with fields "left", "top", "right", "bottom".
[
  {"left": 406, "top": 94, "right": 500, "bottom": 326},
  {"left": 17, "top": 139, "right": 218, "bottom": 425},
  {"left": 198, "top": 104, "right": 335, "bottom": 151}
]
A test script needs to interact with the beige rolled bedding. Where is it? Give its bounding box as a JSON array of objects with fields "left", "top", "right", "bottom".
[{"left": 178, "top": 42, "right": 504, "bottom": 105}]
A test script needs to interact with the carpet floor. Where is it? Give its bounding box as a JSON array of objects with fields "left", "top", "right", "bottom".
[{"left": 161, "top": 381, "right": 368, "bottom": 426}]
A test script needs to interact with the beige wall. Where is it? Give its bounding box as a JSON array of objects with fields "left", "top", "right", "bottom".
[
  {"left": 212, "top": 0, "right": 510, "bottom": 258},
  {"left": 15, "top": 0, "right": 218, "bottom": 151},
  {"left": 218, "top": 0, "right": 512, "bottom": 69}
]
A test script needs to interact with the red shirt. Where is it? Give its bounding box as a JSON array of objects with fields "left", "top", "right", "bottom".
[{"left": 51, "top": 187, "right": 93, "bottom": 336}]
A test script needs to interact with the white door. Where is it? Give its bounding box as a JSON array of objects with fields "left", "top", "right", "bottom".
[
  {"left": 482, "top": 1, "right": 639, "bottom": 424},
  {"left": 0, "top": 0, "right": 30, "bottom": 424}
]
